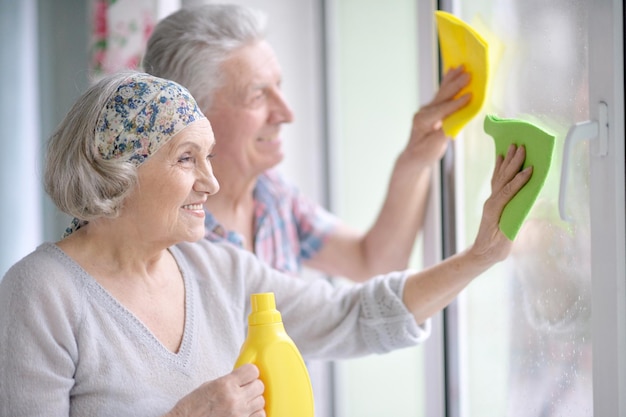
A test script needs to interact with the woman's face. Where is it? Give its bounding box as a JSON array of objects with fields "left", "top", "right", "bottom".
[
  {"left": 204, "top": 40, "right": 294, "bottom": 185},
  {"left": 121, "top": 118, "right": 219, "bottom": 245}
]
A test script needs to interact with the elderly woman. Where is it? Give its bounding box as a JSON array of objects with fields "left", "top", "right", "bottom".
[
  {"left": 142, "top": 4, "right": 472, "bottom": 280},
  {"left": 0, "top": 71, "right": 530, "bottom": 417}
]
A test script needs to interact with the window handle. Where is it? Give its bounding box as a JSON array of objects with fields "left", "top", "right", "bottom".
[{"left": 558, "top": 101, "right": 608, "bottom": 222}]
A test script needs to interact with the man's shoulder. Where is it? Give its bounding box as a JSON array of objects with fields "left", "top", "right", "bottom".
[{"left": 257, "top": 169, "right": 299, "bottom": 197}]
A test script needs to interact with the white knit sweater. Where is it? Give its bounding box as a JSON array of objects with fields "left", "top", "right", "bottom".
[{"left": 0, "top": 240, "right": 429, "bottom": 417}]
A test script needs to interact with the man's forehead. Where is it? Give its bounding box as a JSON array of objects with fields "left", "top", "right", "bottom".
[{"left": 222, "top": 42, "right": 281, "bottom": 84}]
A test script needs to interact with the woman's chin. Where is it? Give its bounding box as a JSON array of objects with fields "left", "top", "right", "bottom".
[
  {"left": 178, "top": 228, "right": 206, "bottom": 244},
  {"left": 189, "top": 232, "right": 206, "bottom": 243}
]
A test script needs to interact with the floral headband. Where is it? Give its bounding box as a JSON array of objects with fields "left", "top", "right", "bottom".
[
  {"left": 63, "top": 72, "right": 205, "bottom": 237},
  {"left": 96, "top": 72, "right": 205, "bottom": 165}
]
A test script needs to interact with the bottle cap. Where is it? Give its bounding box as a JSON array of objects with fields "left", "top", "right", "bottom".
[{"left": 249, "top": 292, "right": 282, "bottom": 325}]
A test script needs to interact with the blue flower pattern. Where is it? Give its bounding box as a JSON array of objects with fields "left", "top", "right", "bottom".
[
  {"left": 96, "top": 73, "right": 204, "bottom": 166},
  {"left": 64, "top": 73, "right": 205, "bottom": 238}
]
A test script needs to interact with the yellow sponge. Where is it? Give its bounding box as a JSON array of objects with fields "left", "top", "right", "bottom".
[
  {"left": 484, "top": 115, "right": 556, "bottom": 240},
  {"left": 435, "top": 11, "right": 489, "bottom": 137}
]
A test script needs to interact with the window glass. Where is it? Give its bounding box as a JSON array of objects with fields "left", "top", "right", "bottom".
[{"left": 452, "top": 1, "right": 593, "bottom": 415}]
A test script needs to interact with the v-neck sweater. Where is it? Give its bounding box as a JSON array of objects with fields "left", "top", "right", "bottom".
[{"left": 0, "top": 240, "right": 429, "bottom": 417}]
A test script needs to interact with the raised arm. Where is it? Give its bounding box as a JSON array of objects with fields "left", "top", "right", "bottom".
[
  {"left": 305, "top": 67, "right": 472, "bottom": 281},
  {"left": 402, "top": 144, "right": 532, "bottom": 324}
]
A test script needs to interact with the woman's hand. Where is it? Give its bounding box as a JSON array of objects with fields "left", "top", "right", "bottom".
[
  {"left": 401, "top": 143, "right": 532, "bottom": 324},
  {"left": 167, "top": 364, "right": 265, "bottom": 417},
  {"left": 470, "top": 143, "right": 533, "bottom": 265}
]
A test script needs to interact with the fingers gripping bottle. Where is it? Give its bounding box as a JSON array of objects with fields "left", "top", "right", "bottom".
[{"left": 234, "top": 292, "right": 314, "bottom": 417}]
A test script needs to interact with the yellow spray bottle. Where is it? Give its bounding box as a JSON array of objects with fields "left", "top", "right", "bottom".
[{"left": 234, "top": 292, "right": 314, "bottom": 417}]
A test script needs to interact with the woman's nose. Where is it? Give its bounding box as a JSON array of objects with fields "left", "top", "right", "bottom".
[{"left": 197, "top": 162, "right": 220, "bottom": 195}]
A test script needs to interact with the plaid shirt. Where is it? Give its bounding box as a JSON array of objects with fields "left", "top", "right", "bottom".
[{"left": 204, "top": 169, "right": 339, "bottom": 276}]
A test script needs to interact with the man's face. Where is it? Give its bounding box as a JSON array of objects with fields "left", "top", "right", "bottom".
[{"left": 205, "top": 40, "right": 294, "bottom": 185}]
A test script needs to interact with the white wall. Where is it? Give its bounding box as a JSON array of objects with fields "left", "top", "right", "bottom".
[{"left": 0, "top": 0, "right": 42, "bottom": 276}]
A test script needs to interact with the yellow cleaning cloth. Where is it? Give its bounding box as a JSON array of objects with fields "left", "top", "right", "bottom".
[{"left": 435, "top": 11, "right": 489, "bottom": 137}]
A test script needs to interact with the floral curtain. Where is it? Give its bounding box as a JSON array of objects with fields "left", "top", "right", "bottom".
[{"left": 89, "top": 0, "right": 158, "bottom": 80}]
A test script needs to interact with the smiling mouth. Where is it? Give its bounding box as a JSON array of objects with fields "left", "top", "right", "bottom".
[
  {"left": 182, "top": 204, "right": 204, "bottom": 210},
  {"left": 257, "top": 137, "right": 278, "bottom": 142}
]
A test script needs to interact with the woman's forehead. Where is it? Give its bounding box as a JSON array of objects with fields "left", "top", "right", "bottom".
[{"left": 169, "top": 118, "right": 215, "bottom": 150}]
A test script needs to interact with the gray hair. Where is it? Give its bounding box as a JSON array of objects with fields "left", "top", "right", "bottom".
[
  {"left": 44, "top": 71, "right": 141, "bottom": 221},
  {"left": 142, "top": 4, "right": 268, "bottom": 111}
]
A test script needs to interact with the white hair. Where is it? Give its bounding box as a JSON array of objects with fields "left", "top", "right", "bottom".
[
  {"left": 45, "top": 71, "right": 142, "bottom": 220},
  {"left": 142, "top": 3, "right": 268, "bottom": 111}
]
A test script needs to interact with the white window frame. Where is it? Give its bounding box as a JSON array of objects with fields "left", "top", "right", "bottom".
[
  {"left": 420, "top": 0, "right": 626, "bottom": 416},
  {"left": 587, "top": 0, "right": 626, "bottom": 414}
]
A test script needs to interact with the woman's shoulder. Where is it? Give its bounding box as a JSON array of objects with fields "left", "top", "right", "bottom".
[
  {"left": 4, "top": 242, "right": 66, "bottom": 277},
  {"left": 172, "top": 240, "right": 277, "bottom": 288},
  {"left": 0, "top": 242, "right": 86, "bottom": 322},
  {"left": 174, "top": 238, "right": 241, "bottom": 260},
  {"left": 1, "top": 242, "right": 86, "bottom": 299},
  {"left": 173, "top": 239, "right": 261, "bottom": 272},
  {"left": 171, "top": 240, "right": 278, "bottom": 313}
]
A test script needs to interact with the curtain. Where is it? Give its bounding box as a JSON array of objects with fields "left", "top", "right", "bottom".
[{"left": 89, "top": 0, "right": 159, "bottom": 79}]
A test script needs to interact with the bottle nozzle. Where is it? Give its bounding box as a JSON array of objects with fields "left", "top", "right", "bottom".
[
  {"left": 251, "top": 292, "right": 276, "bottom": 312},
  {"left": 249, "top": 292, "right": 282, "bottom": 325}
]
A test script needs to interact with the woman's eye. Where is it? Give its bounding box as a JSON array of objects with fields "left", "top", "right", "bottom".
[{"left": 178, "top": 155, "right": 193, "bottom": 163}]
